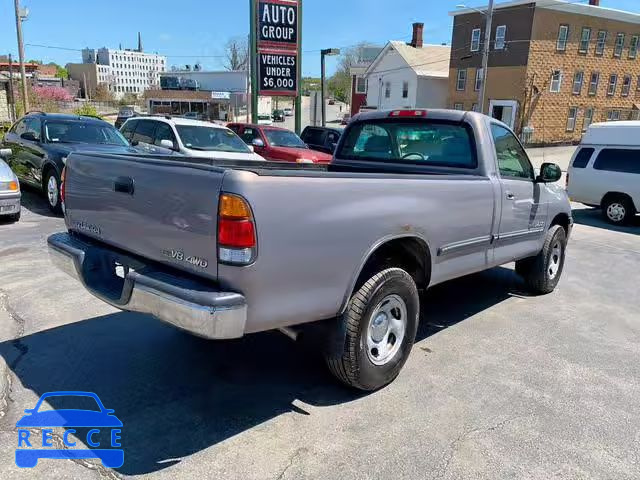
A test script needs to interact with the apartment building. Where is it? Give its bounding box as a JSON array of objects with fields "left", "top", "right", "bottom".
[
  {"left": 448, "top": 0, "right": 640, "bottom": 144},
  {"left": 69, "top": 33, "right": 166, "bottom": 99}
]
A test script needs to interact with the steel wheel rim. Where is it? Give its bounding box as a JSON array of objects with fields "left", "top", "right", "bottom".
[
  {"left": 366, "top": 294, "right": 407, "bottom": 366},
  {"left": 47, "top": 175, "right": 58, "bottom": 207},
  {"left": 606, "top": 203, "right": 625, "bottom": 222},
  {"left": 548, "top": 242, "right": 562, "bottom": 279}
]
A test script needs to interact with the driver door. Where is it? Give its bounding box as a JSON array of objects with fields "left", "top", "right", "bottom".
[{"left": 491, "top": 123, "right": 547, "bottom": 264}]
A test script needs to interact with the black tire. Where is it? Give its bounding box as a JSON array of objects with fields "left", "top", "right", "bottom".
[
  {"left": 325, "top": 268, "right": 419, "bottom": 391},
  {"left": 516, "top": 225, "right": 567, "bottom": 295},
  {"left": 601, "top": 195, "right": 635, "bottom": 225},
  {"left": 43, "top": 169, "right": 62, "bottom": 214},
  {"left": 9, "top": 211, "right": 20, "bottom": 222}
]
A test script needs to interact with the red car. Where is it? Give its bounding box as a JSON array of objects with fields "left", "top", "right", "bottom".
[{"left": 227, "top": 123, "right": 332, "bottom": 164}]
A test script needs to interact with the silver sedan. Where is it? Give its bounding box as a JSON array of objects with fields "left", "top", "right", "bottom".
[{"left": 0, "top": 148, "right": 21, "bottom": 222}]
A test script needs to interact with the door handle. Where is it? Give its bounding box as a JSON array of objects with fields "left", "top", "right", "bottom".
[
  {"left": 506, "top": 192, "right": 515, "bottom": 200},
  {"left": 114, "top": 176, "right": 134, "bottom": 195}
]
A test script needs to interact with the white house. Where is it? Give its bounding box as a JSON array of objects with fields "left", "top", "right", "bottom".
[{"left": 364, "top": 23, "right": 451, "bottom": 110}]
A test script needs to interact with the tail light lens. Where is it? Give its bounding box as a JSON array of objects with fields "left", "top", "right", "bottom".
[{"left": 218, "top": 193, "right": 256, "bottom": 265}]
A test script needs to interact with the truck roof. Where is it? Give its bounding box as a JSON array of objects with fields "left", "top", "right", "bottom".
[
  {"left": 352, "top": 108, "right": 471, "bottom": 123},
  {"left": 581, "top": 121, "right": 640, "bottom": 146}
]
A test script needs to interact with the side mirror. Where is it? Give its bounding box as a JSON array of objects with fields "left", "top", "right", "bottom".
[
  {"left": 248, "top": 145, "right": 255, "bottom": 153},
  {"left": 537, "top": 162, "right": 562, "bottom": 183},
  {"left": 252, "top": 138, "right": 264, "bottom": 148},
  {"left": 20, "top": 132, "right": 38, "bottom": 142},
  {"left": 0, "top": 148, "right": 12, "bottom": 158},
  {"left": 159, "top": 139, "right": 176, "bottom": 150}
]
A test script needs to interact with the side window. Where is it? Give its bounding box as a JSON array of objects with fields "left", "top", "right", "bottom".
[
  {"left": 571, "top": 147, "right": 594, "bottom": 168},
  {"left": 154, "top": 123, "right": 177, "bottom": 147},
  {"left": 132, "top": 120, "right": 156, "bottom": 145},
  {"left": 24, "top": 117, "right": 42, "bottom": 140},
  {"left": 593, "top": 149, "right": 640, "bottom": 174},
  {"left": 241, "top": 128, "right": 259, "bottom": 144},
  {"left": 490, "top": 124, "right": 534, "bottom": 180},
  {"left": 11, "top": 119, "right": 27, "bottom": 136},
  {"left": 227, "top": 124, "right": 240, "bottom": 134},
  {"left": 327, "top": 132, "right": 339, "bottom": 144},
  {"left": 120, "top": 120, "right": 137, "bottom": 141},
  {"left": 303, "top": 128, "right": 324, "bottom": 145}
]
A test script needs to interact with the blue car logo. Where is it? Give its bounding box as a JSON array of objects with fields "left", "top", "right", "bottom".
[{"left": 15, "top": 391, "right": 123, "bottom": 468}]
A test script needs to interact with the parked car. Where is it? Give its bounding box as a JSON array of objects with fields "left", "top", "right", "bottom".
[
  {"left": 49, "top": 109, "right": 571, "bottom": 391},
  {"left": 567, "top": 121, "right": 640, "bottom": 225},
  {"left": 272, "top": 110, "right": 285, "bottom": 122},
  {"left": 257, "top": 114, "right": 273, "bottom": 126},
  {"left": 283, "top": 108, "right": 293, "bottom": 117},
  {"left": 182, "top": 111, "right": 207, "bottom": 121},
  {"left": 114, "top": 105, "right": 141, "bottom": 129},
  {"left": 328, "top": 98, "right": 335, "bottom": 105},
  {"left": 227, "top": 123, "right": 332, "bottom": 163},
  {"left": 341, "top": 113, "right": 351, "bottom": 125},
  {"left": 0, "top": 148, "right": 20, "bottom": 222},
  {"left": 2, "top": 112, "right": 137, "bottom": 213},
  {"left": 300, "top": 126, "right": 343, "bottom": 154},
  {"left": 120, "top": 116, "right": 264, "bottom": 162}
]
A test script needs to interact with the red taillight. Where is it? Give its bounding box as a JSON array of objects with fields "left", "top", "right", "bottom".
[
  {"left": 218, "top": 219, "right": 256, "bottom": 248},
  {"left": 389, "top": 110, "right": 427, "bottom": 117},
  {"left": 60, "top": 166, "right": 66, "bottom": 204}
]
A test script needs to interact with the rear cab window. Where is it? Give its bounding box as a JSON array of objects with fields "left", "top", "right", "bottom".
[
  {"left": 338, "top": 120, "right": 477, "bottom": 169},
  {"left": 572, "top": 147, "right": 595, "bottom": 168}
]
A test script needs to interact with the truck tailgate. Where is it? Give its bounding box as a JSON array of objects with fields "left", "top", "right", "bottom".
[{"left": 63, "top": 153, "right": 223, "bottom": 280}]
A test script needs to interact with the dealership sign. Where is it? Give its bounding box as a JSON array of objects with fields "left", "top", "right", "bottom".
[{"left": 256, "top": 0, "right": 299, "bottom": 96}]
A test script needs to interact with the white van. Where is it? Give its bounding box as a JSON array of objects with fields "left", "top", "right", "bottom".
[{"left": 567, "top": 121, "right": 640, "bottom": 225}]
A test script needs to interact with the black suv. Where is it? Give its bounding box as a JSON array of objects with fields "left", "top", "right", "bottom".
[
  {"left": 300, "top": 126, "right": 342, "bottom": 154},
  {"left": 2, "top": 112, "right": 136, "bottom": 213}
]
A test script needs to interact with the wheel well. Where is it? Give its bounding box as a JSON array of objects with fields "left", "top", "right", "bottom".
[
  {"left": 354, "top": 237, "right": 431, "bottom": 293},
  {"left": 601, "top": 192, "right": 634, "bottom": 209},
  {"left": 550, "top": 213, "right": 570, "bottom": 235}
]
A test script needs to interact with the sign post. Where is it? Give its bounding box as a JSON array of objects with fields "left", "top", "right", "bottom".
[{"left": 250, "top": 0, "right": 301, "bottom": 132}]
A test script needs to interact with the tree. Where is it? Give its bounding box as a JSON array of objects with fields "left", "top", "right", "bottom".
[
  {"left": 223, "top": 37, "right": 249, "bottom": 71},
  {"left": 54, "top": 65, "right": 68, "bottom": 79},
  {"left": 327, "top": 43, "right": 373, "bottom": 104},
  {"left": 94, "top": 84, "right": 114, "bottom": 102}
]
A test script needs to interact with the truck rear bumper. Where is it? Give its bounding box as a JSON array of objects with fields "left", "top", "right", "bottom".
[{"left": 47, "top": 232, "right": 247, "bottom": 339}]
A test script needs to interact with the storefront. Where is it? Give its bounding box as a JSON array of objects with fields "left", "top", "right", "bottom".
[{"left": 144, "top": 90, "right": 246, "bottom": 121}]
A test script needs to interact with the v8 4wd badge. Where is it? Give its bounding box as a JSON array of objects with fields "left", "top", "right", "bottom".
[{"left": 162, "top": 249, "right": 209, "bottom": 268}]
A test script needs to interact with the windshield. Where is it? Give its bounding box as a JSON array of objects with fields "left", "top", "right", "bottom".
[
  {"left": 45, "top": 121, "right": 129, "bottom": 146},
  {"left": 264, "top": 129, "right": 306, "bottom": 148},
  {"left": 338, "top": 120, "right": 476, "bottom": 168},
  {"left": 176, "top": 125, "right": 251, "bottom": 153}
]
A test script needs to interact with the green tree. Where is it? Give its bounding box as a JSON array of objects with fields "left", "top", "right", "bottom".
[
  {"left": 54, "top": 65, "right": 69, "bottom": 79},
  {"left": 327, "top": 43, "right": 375, "bottom": 104}
]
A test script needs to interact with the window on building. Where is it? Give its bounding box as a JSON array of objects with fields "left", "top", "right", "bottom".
[
  {"left": 470, "top": 28, "right": 481, "bottom": 52},
  {"left": 475, "top": 68, "right": 483, "bottom": 91},
  {"left": 614, "top": 33, "right": 625, "bottom": 57},
  {"left": 495, "top": 25, "right": 506, "bottom": 50},
  {"left": 622, "top": 74, "right": 632, "bottom": 96},
  {"left": 402, "top": 81, "right": 409, "bottom": 99},
  {"left": 607, "top": 74, "right": 618, "bottom": 95},
  {"left": 588, "top": 72, "right": 599, "bottom": 95},
  {"left": 582, "top": 108, "right": 594, "bottom": 132},
  {"left": 630, "top": 35, "right": 639, "bottom": 59},
  {"left": 606, "top": 110, "right": 621, "bottom": 121},
  {"left": 557, "top": 25, "right": 569, "bottom": 51},
  {"left": 595, "top": 30, "right": 607, "bottom": 55},
  {"left": 472, "top": 103, "right": 479, "bottom": 112},
  {"left": 566, "top": 106, "right": 578, "bottom": 132},
  {"left": 453, "top": 103, "right": 464, "bottom": 110},
  {"left": 579, "top": 27, "right": 591, "bottom": 53},
  {"left": 637, "top": 75, "right": 640, "bottom": 91},
  {"left": 384, "top": 81, "right": 391, "bottom": 98},
  {"left": 550, "top": 70, "right": 562, "bottom": 92},
  {"left": 572, "top": 71, "right": 584, "bottom": 94},
  {"left": 456, "top": 69, "right": 467, "bottom": 91},
  {"left": 355, "top": 76, "right": 366, "bottom": 94}
]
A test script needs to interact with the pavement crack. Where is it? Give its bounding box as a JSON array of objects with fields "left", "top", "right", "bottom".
[
  {"left": 274, "top": 447, "right": 307, "bottom": 480},
  {"left": 0, "top": 289, "right": 30, "bottom": 371}
]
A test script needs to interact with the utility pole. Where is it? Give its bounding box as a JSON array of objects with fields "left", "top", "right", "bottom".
[
  {"left": 477, "top": 0, "right": 494, "bottom": 114},
  {"left": 294, "top": 0, "right": 302, "bottom": 135},
  {"left": 14, "top": 0, "right": 29, "bottom": 114},
  {"left": 249, "top": 0, "right": 258, "bottom": 124},
  {"left": 320, "top": 52, "right": 326, "bottom": 127},
  {"left": 7, "top": 54, "right": 16, "bottom": 122}
]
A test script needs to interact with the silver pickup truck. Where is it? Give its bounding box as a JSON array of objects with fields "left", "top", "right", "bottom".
[{"left": 48, "top": 109, "right": 571, "bottom": 391}]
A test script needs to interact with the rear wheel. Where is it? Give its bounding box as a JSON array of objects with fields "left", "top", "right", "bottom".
[
  {"left": 324, "top": 268, "right": 419, "bottom": 391},
  {"left": 44, "top": 169, "right": 62, "bottom": 214},
  {"left": 602, "top": 195, "right": 635, "bottom": 225},
  {"left": 516, "top": 225, "right": 567, "bottom": 295}
]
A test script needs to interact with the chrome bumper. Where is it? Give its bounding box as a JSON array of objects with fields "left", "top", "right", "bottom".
[{"left": 47, "top": 232, "right": 247, "bottom": 339}]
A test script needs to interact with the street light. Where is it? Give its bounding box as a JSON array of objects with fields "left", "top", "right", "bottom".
[
  {"left": 456, "top": 2, "right": 494, "bottom": 115},
  {"left": 320, "top": 48, "right": 340, "bottom": 126}
]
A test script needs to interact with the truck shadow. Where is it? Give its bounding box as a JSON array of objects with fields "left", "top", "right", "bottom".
[
  {"left": 0, "top": 267, "right": 519, "bottom": 475},
  {"left": 571, "top": 207, "right": 640, "bottom": 235}
]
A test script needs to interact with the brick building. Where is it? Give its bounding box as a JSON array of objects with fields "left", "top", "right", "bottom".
[{"left": 448, "top": 0, "right": 640, "bottom": 144}]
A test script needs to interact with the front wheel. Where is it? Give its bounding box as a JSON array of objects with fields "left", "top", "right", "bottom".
[
  {"left": 516, "top": 225, "right": 567, "bottom": 295},
  {"left": 44, "top": 170, "right": 62, "bottom": 214},
  {"left": 324, "top": 268, "right": 419, "bottom": 391}
]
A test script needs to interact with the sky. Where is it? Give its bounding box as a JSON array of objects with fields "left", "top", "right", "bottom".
[{"left": 1, "top": 0, "right": 639, "bottom": 77}]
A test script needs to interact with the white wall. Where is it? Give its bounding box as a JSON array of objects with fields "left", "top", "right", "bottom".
[
  {"left": 365, "top": 49, "right": 418, "bottom": 110},
  {"left": 415, "top": 77, "right": 448, "bottom": 109}
]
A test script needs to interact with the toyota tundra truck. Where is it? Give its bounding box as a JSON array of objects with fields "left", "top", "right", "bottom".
[{"left": 47, "top": 109, "right": 572, "bottom": 391}]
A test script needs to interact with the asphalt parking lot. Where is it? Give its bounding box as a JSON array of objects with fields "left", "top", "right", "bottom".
[{"left": 0, "top": 188, "right": 639, "bottom": 480}]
